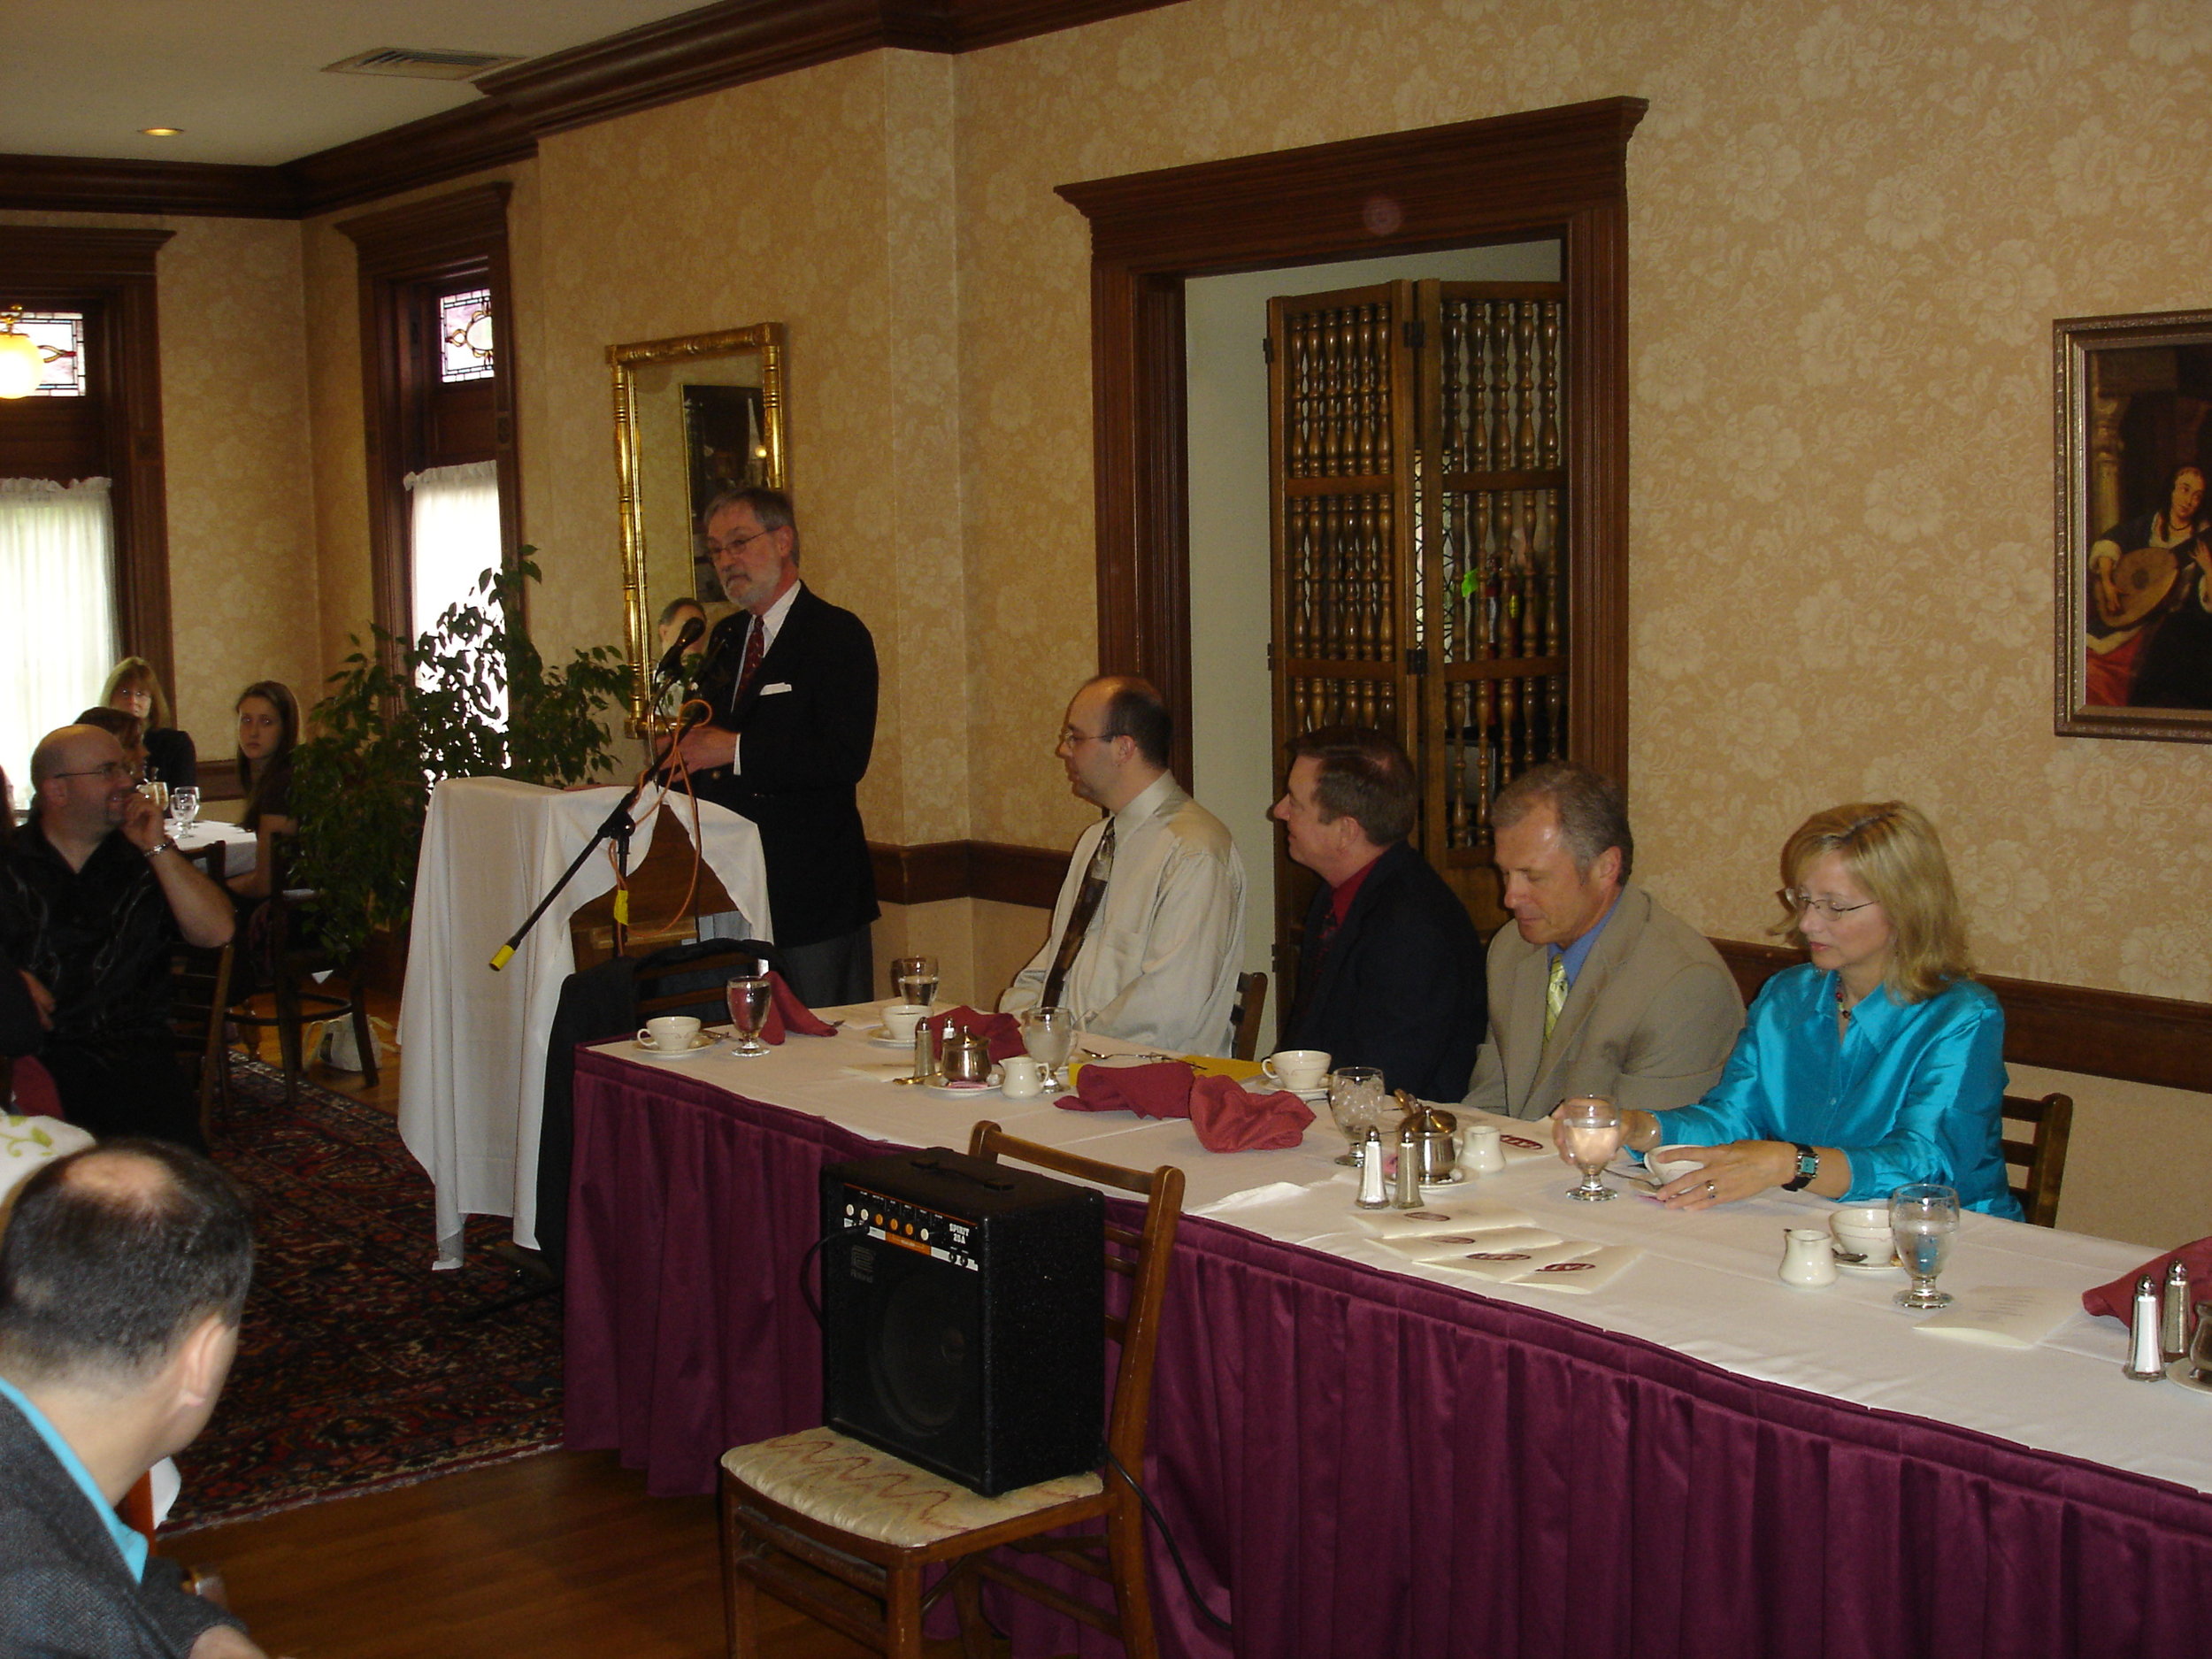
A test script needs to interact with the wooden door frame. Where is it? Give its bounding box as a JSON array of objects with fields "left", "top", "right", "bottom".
[{"left": 1056, "top": 96, "right": 1644, "bottom": 792}]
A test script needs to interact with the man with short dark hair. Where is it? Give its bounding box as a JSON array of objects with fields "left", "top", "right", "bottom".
[
  {"left": 667, "top": 488, "right": 879, "bottom": 1006},
  {"left": 1271, "top": 727, "right": 1485, "bottom": 1100},
  {"left": 0, "top": 725, "right": 234, "bottom": 1148},
  {"left": 0, "top": 1142, "right": 266, "bottom": 1657},
  {"left": 1465, "top": 761, "right": 1742, "bottom": 1119},
  {"left": 1001, "top": 675, "right": 1245, "bottom": 1055}
]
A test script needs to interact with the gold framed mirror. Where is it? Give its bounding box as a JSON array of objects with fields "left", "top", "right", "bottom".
[{"left": 610, "top": 323, "right": 787, "bottom": 726}]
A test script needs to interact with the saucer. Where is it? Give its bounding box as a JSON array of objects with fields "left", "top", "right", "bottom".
[
  {"left": 2167, "top": 1359, "right": 2212, "bottom": 1395},
  {"left": 1419, "top": 1171, "right": 1468, "bottom": 1189},
  {"left": 632, "top": 1034, "right": 714, "bottom": 1061},
  {"left": 1833, "top": 1254, "right": 1904, "bottom": 1277},
  {"left": 865, "top": 1027, "right": 916, "bottom": 1048},
  {"left": 925, "top": 1078, "right": 1000, "bottom": 1100}
]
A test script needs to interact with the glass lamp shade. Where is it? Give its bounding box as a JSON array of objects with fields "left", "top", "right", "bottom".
[{"left": 0, "top": 331, "right": 42, "bottom": 399}]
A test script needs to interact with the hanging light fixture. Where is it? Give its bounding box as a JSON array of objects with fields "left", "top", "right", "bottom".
[{"left": 0, "top": 309, "right": 46, "bottom": 399}]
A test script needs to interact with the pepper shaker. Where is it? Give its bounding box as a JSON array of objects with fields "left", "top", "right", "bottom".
[
  {"left": 911, "top": 1018, "right": 936, "bottom": 1085},
  {"left": 1393, "top": 1119, "right": 1424, "bottom": 1209},
  {"left": 2162, "top": 1260, "right": 2194, "bottom": 1364},
  {"left": 1355, "top": 1127, "right": 1389, "bottom": 1210},
  {"left": 2124, "top": 1273, "right": 2167, "bottom": 1381}
]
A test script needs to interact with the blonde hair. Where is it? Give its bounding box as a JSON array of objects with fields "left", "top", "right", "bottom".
[
  {"left": 101, "top": 657, "right": 172, "bottom": 732},
  {"left": 1770, "top": 801, "right": 1970, "bottom": 1002}
]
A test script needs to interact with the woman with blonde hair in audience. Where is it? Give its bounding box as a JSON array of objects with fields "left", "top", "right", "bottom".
[
  {"left": 100, "top": 657, "right": 196, "bottom": 790},
  {"left": 227, "top": 680, "right": 301, "bottom": 903},
  {"left": 1587, "top": 801, "right": 2019, "bottom": 1217}
]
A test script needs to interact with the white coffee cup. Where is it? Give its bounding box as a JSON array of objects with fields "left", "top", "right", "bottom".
[
  {"left": 639, "top": 1015, "right": 702, "bottom": 1052},
  {"left": 1262, "top": 1048, "right": 1331, "bottom": 1092},
  {"left": 999, "top": 1056, "right": 1046, "bottom": 1099},
  {"left": 1645, "top": 1145, "right": 1709, "bottom": 1188},
  {"left": 1831, "top": 1203, "right": 1894, "bottom": 1267},
  {"left": 882, "top": 1003, "right": 930, "bottom": 1042}
]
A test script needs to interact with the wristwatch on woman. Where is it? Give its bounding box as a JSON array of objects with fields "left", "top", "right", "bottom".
[{"left": 1782, "top": 1142, "right": 1819, "bottom": 1191}]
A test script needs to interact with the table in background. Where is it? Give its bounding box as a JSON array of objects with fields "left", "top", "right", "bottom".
[
  {"left": 175, "top": 819, "right": 257, "bottom": 878},
  {"left": 398, "top": 778, "right": 770, "bottom": 1266},
  {"left": 563, "top": 1025, "right": 2212, "bottom": 1658}
]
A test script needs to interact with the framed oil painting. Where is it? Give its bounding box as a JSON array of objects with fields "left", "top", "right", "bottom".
[{"left": 2055, "top": 309, "right": 2212, "bottom": 742}]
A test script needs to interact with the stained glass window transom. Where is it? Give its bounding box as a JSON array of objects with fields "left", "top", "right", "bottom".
[
  {"left": 438, "top": 288, "right": 494, "bottom": 382},
  {"left": 1, "top": 312, "right": 88, "bottom": 397}
]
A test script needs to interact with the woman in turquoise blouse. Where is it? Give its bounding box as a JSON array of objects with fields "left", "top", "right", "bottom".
[{"left": 1612, "top": 801, "right": 2019, "bottom": 1217}]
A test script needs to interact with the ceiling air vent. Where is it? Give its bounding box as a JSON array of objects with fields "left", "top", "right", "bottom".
[{"left": 322, "top": 47, "right": 526, "bottom": 82}]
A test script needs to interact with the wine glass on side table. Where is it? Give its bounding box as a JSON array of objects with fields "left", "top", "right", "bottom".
[
  {"left": 1558, "top": 1095, "right": 1623, "bottom": 1202},
  {"left": 1326, "top": 1067, "right": 1386, "bottom": 1166},
  {"left": 1020, "top": 1005, "right": 1077, "bottom": 1091},
  {"left": 726, "top": 973, "right": 773, "bottom": 1058},
  {"left": 168, "top": 787, "right": 200, "bottom": 837},
  {"left": 891, "top": 956, "right": 940, "bottom": 1010},
  {"left": 1890, "top": 1183, "right": 1960, "bottom": 1310}
]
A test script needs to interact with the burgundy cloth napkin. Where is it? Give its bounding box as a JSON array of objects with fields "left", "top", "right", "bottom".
[
  {"left": 1188, "top": 1074, "right": 1314, "bottom": 1154},
  {"left": 2082, "top": 1235, "right": 2212, "bottom": 1324},
  {"left": 923, "top": 1006, "right": 1026, "bottom": 1064},
  {"left": 1057, "top": 1061, "right": 1194, "bottom": 1119},
  {"left": 758, "top": 972, "right": 837, "bottom": 1044}
]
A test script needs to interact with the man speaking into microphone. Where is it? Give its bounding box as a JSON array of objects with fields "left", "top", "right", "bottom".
[{"left": 663, "top": 488, "right": 879, "bottom": 1006}]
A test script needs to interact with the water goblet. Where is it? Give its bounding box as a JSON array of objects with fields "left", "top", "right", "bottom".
[
  {"left": 1890, "top": 1183, "right": 1960, "bottom": 1310},
  {"left": 168, "top": 786, "right": 200, "bottom": 835},
  {"left": 1326, "top": 1066, "right": 1386, "bottom": 1166},
  {"left": 1558, "top": 1095, "right": 1623, "bottom": 1202},
  {"left": 726, "top": 973, "right": 773, "bottom": 1057},
  {"left": 1020, "top": 1005, "right": 1077, "bottom": 1091},
  {"left": 891, "top": 955, "right": 939, "bottom": 1010}
]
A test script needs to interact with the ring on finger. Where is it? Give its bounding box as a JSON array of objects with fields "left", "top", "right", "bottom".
[{"left": 1703, "top": 1179, "right": 1717, "bottom": 1196}]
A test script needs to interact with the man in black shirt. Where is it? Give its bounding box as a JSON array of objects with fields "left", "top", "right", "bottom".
[{"left": 0, "top": 726, "right": 234, "bottom": 1148}]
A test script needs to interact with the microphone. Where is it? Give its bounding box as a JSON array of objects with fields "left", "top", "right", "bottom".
[{"left": 652, "top": 615, "right": 705, "bottom": 686}]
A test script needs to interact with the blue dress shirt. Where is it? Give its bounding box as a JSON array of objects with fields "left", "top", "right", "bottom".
[
  {"left": 0, "top": 1373, "right": 148, "bottom": 1581},
  {"left": 1652, "top": 964, "right": 2021, "bottom": 1217}
]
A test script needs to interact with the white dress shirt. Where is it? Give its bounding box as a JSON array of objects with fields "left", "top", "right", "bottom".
[{"left": 1001, "top": 773, "right": 1246, "bottom": 1056}]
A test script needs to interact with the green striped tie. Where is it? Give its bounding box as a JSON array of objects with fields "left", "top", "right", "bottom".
[{"left": 1543, "top": 956, "right": 1569, "bottom": 1043}]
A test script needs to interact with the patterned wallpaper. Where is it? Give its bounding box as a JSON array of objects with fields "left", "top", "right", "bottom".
[{"left": 0, "top": 211, "right": 318, "bottom": 754}]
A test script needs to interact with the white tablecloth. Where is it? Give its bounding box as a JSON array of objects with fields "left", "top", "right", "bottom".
[
  {"left": 591, "top": 1008, "right": 2212, "bottom": 1498},
  {"left": 401, "top": 778, "right": 771, "bottom": 1265},
  {"left": 176, "top": 820, "right": 257, "bottom": 878}
]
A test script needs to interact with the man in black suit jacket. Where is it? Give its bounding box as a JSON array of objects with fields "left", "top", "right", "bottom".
[
  {"left": 670, "top": 488, "right": 879, "bottom": 1006},
  {"left": 1273, "top": 727, "right": 1485, "bottom": 1101},
  {"left": 0, "top": 1142, "right": 264, "bottom": 1657}
]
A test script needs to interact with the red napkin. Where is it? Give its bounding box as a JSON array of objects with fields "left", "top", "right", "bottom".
[
  {"left": 757, "top": 972, "right": 837, "bottom": 1044},
  {"left": 1189, "top": 1075, "right": 1314, "bottom": 1153},
  {"left": 1057, "top": 1061, "right": 1193, "bottom": 1120},
  {"left": 2083, "top": 1236, "right": 2212, "bottom": 1324},
  {"left": 923, "top": 1006, "right": 1026, "bottom": 1064}
]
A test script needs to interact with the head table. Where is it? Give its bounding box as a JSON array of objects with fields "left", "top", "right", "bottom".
[{"left": 562, "top": 1013, "right": 2212, "bottom": 1659}]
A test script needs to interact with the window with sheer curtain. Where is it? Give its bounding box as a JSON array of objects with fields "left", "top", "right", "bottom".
[
  {"left": 404, "top": 459, "right": 503, "bottom": 717},
  {"left": 0, "top": 477, "right": 116, "bottom": 802}
]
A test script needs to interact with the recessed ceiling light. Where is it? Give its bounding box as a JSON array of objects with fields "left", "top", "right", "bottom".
[{"left": 140, "top": 127, "right": 183, "bottom": 137}]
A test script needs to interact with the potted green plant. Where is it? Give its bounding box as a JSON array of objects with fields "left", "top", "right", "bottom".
[{"left": 290, "top": 553, "right": 631, "bottom": 962}]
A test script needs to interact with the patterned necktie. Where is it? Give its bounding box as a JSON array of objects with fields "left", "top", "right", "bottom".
[
  {"left": 733, "top": 615, "right": 768, "bottom": 701},
  {"left": 1041, "top": 818, "right": 1116, "bottom": 1011},
  {"left": 1543, "top": 955, "right": 1570, "bottom": 1043}
]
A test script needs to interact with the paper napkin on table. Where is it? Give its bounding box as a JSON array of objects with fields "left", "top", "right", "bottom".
[
  {"left": 1509, "top": 1243, "right": 1642, "bottom": 1294},
  {"left": 1373, "top": 1225, "right": 1566, "bottom": 1262},
  {"left": 1912, "top": 1286, "right": 2081, "bottom": 1348},
  {"left": 1356, "top": 1200, "right": 1540, "bottom": 1238},
  {"left": 1421, "top": 1237, "right": 1602, "bottom": 1283}
]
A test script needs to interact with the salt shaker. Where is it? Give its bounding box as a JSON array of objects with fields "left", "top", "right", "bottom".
[
  {"left": 2124, "top": 1273, "right": 2167, "bottom": 1380},
  {"left": 1355, "top": 1127, "right": 1389, "bottom": 1210},
  {"left": 2161, "top": 1260, "right": 2194, "bottom": 1363},
  {"left": 1392, "top": 1120, "right": 1424, "bottom": 1209}
]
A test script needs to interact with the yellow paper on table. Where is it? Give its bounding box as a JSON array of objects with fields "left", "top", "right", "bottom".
[{"left": 1064, "top": 1053, "right": 1264, "bottom": 1086}]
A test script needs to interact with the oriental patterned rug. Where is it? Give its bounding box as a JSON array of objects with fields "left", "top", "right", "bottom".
[{"left": 163, "top": 1056, "right": 563, "bottom": 1533}]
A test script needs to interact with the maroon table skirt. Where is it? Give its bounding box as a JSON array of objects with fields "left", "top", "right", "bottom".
[{"left": 565, "top": 1049, "right": 2212, "bottom": 1659}]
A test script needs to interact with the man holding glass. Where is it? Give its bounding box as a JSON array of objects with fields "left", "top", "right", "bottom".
[
  {"left": 0, "top": 726, "right": 234, "bottom": 1148},
  {"left": 1000, "top": 676, "right": 1244, "bottom": 1056},
  {"left": 1463, "top": 762, "right": 1740, "bottom": 1121}
]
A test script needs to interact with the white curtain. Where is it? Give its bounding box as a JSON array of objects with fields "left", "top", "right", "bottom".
[
  {"left": 0, "top": 478, "right": 116, "bottom": 807},
  {"left": 404, "top": 460, "right": 503, "bottom": 712}
]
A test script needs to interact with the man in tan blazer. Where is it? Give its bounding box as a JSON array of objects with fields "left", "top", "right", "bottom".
[{"left": 1464, "top": 763, "right": 1743, "bottom": 1121}]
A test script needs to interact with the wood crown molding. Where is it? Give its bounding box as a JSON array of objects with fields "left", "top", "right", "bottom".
[
  {"left": 0, "top": 0, "right": 1185, "bottom": 221},
  {"left": 1709, "top": 938, "right": 2212, "bottom": 1097},
  {"left": 334, "top": 184, "right": 515, "bottom": 270}
]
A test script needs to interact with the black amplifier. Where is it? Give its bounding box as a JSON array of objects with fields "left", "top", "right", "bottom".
[{"left": 820, "top": 1146, "right": 1103, "bottom": 1496}]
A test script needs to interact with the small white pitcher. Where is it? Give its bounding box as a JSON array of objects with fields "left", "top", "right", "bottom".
[{"left": 1778, "top": 1227, "right": 1838, "bottom": 1289}]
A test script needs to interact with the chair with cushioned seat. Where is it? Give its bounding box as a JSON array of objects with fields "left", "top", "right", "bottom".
[{"left": 717, "top": 1121, "right": 1185, "bottom": 1659}]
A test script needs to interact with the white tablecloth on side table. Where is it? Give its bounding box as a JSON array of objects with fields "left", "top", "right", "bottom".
[{"left": 399, "top": 778, "right": 771, "bottom": 1266}]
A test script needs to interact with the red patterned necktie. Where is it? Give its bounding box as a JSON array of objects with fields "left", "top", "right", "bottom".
[{"left": 734, "top": 615, "right": 767, "bottom": 699}]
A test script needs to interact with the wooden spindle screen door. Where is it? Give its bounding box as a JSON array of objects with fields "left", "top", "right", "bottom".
[{"left": 1267, "top": 277, "right": 1572, "bottom": 990}]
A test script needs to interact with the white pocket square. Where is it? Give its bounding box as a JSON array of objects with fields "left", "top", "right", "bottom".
[{"left": 758, "top": 682, "right": 793, "bottom": 695}]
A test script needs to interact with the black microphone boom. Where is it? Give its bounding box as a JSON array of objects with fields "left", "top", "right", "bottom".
[{"left": 653, "top": 615, "right": 705, "bottom": 685}]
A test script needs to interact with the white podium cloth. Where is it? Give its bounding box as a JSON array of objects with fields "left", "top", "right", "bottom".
[{"left": 399, "top": 779, "right": 770, "bottom": 1266}]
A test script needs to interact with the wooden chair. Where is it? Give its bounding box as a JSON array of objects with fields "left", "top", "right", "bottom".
[
  {"left": 226, "top": 838, "right": 377, "bottom": 1105},
  {"left": 2001, "top": 1091, "right": 2074, "bottom": 1228},
  {"left": 718, "top": 1123, "right": 1186, "bottom": 1659},
  {"left": 1229, "top": 971, "right": 1268, "bottom": 1062}
]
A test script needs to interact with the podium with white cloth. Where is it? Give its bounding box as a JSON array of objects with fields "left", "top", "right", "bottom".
[{"left": 398, "top": 779, "right": 771, "bottom": 1266}]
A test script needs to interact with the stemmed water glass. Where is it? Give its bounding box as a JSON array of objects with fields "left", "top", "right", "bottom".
[
  {"left": 1891, "top": 1183, "right": 1960, "bottom": 1310},
  {"left": 1558, "top": 1095, "right": 1624, "bottom": 1202},
  {"left": 168, "top": 786, "right": 200, "bottom": 836},
  {"left": 1326, "top": 1067, "right": 1386, "bottom": 1166},
  {"left": 891, "top": 955, "right": 939, "bottom": 1009},
  {"left": 726, "top": 973, "right": 772, "bottom": 1058},
  {"left": 1020, "top": 1005, "right": 1076, "bottom": 1091}
]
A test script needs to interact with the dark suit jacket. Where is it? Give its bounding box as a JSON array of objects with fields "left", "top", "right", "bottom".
[
  {"left": 1282, "top": 840, "right": 1486, "bottom": 1101},
  {"left": 0, "top": 1394, "right": 244, "bottom": 1656},
  {"left": 689, "top": 584, "right": 880, "bottom": 949}
]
